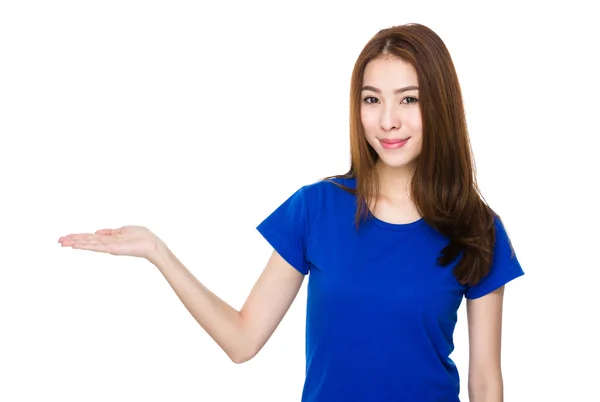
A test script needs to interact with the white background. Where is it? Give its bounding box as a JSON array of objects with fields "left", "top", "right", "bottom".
[{"left": 1, "top": 1, "right": 598, "bottom": 401}]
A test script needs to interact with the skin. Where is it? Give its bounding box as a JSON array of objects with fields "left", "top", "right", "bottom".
[
  {"left": 360, "top": 55, "right": 424, "bottom": 225},
  {"left": 58, "top": 228, "right": 304, "bottom": 365},
  {"left": 58, "top": 56, "right": 505, "bottom": 401},
  {"left": 362, "top": 56, "right": 505, "bottom": 401}
]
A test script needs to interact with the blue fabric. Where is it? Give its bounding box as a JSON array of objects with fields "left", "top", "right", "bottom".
[{"left": 256, "top": 177, "right": 524, "bottom": 401}]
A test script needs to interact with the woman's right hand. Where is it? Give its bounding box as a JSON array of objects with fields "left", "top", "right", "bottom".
[{"left": 58, "top": 225, "right": 163, "bottom": 261}]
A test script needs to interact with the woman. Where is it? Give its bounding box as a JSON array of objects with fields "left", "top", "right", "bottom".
[{"left": 59, "top": 23, "right": 524, "bottom": 401}]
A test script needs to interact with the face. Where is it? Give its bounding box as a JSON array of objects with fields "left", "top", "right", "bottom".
[{"left": 360, "top": 56, "right": 423, "bottom": 171}]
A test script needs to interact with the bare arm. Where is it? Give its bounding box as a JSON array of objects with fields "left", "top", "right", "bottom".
[
  {"left": 466, "top": 286, "right": 505, "bottom": 402},
  {"left": 149, "top": 241, "right": 305, "bottom": 364}
]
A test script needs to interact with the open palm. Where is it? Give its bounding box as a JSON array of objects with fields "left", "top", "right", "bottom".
[{"left": 58, "top": 225, "right": 160, "bottom": 260}]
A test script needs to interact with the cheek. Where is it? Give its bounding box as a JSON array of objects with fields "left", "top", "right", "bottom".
[
  {"left": 406, "top": 113, "right": 423, "bottom": 137},
  {"left": 360, "top": 109, "right": 378, "bottom": 133}
]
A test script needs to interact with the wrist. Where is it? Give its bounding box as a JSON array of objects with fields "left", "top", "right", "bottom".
[{"left": 148, "top": 237, "right": 170, "bottom": 267}]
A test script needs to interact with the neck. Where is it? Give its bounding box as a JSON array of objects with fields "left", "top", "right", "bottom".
[{"left": 375, "top": 160, "right": 415, "bottom": 202}]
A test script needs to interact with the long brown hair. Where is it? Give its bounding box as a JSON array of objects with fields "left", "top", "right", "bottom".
[{"left": 325, "top": 23, "right": 500, "bottom": 287}]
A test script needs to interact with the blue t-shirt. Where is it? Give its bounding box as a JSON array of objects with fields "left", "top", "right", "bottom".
[{"left": 256, "top": 177, "right": 524, "bottom": 401}]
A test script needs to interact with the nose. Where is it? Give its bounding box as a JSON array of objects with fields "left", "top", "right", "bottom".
[{"left": 380, "top": 105, "right": 401, "bottom": 131}]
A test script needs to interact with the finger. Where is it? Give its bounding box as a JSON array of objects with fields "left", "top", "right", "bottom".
[
  {"left": 60, "top": 234, "right": 110, "bottom": 246},
  {"left": 58, "top": 234, "right": 84, "bottom": 243},
  {"left": 61, "top": 233, "right": 94, "bottom": 238},
  {"left": 60, "top": 229, "right": 114, "bottom": 243},
  {"left": 62, "top": 233, "right": 100, "bottom": 241},
  {"left": 71, "top": 241, "right": 110, "bottom": 253}
]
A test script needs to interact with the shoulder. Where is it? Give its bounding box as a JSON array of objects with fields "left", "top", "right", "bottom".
[
  {"left": 464, "top": 211, "right": 524, "bottom": 299},
  {"left": 296, "top": 175, "right": 356, "bottom": 206},
  {"left": 490, "top": 213, "right": 517, "bottom": 259},
  {"left": 491, "top": 213, "right": 512, "bottom": 243},
  {"left": 301, "top": 175, "right": 356, "bottom": 195}
]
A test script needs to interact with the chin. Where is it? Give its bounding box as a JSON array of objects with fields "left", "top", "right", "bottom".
[{"left": 377, "top": 156, "right": 417, "bottom": 171}]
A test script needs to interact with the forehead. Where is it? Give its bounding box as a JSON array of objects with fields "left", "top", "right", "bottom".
[{"left": 362, "top": 57, "right": 418, "bottom": 87}]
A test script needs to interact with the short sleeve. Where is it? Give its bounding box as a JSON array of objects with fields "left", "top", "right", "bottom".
[
  {"left": 256, "top": 186, "right": 311, "bottom": 275},
  {"left": 465, "top": 216, "right": 524, "bottom": 299}
]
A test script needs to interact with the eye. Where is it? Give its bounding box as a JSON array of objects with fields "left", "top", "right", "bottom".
[
  {"left": 362, "top": 96, "right": 379, "bottom": 104},
  {"left": 402, "top": 96, "right": 419, "bottom": 104}
]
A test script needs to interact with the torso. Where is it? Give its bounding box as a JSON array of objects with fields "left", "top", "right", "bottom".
[{"left": 301, "top": 177, "right": 465, "bottom": 401}]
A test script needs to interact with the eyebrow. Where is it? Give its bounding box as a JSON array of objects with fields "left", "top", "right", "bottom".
[{"left": 361, "top": 85, "right": 419, "bottom": 94}]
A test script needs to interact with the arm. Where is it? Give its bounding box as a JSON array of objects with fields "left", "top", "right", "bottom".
[
  {"left": 466, "top": 286, "right": 505, "bottom": 402},
  {"left": 149, "top": 241, "right": 305, "bottom": 364}
]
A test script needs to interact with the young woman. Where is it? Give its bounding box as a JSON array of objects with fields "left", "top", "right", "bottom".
[{"left": 59, "top": 23, "right": 524, "bottom": 401}]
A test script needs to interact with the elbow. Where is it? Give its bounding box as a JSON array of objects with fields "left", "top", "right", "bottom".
[
  {"left": 468, "top": 370, "right": 503, "bottom": 401},
  {"left": 227, "top": 316, "right": 261, "bottom": 364},
  {"left": 228, "top": 338, "right": 259, "bottom": 364},
  {"left": 230, "top": 354, "right": 251, "bottom": 364},
  {"left": 229, "top": 347, "right": 257, "bottom": 364}
]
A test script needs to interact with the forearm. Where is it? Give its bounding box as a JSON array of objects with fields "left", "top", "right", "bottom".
[{"left": 149, "top": 241, "right": 252, "bottom": 363}]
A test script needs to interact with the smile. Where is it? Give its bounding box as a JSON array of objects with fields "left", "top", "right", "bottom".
[{"left": 379, "top": 137, "right": 410, "bottom": 149}]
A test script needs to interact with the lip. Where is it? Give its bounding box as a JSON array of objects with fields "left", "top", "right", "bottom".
[{"left": 379, "top": 137, "right": 410, "bottom": 149}]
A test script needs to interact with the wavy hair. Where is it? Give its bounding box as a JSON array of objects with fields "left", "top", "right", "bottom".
[{"left": 325, "top": 23, "right": 500, "bottom": 286}]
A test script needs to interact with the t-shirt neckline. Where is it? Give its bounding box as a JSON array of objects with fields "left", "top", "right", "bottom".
[{"left": 369, "top": 214, "right": 426, "bottom": 232}]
